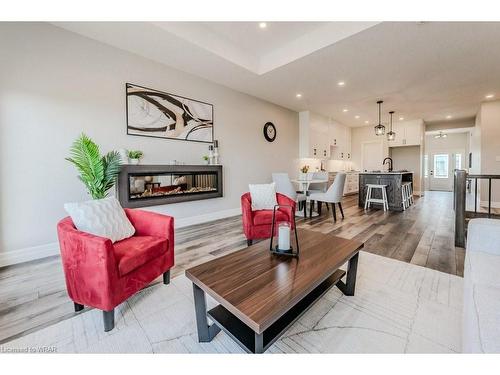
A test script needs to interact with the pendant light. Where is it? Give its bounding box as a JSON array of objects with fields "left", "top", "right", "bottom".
[
  {"left": 387, "top": 111, "right": 396, "bottom": 141},
  {"left": 374, "top": 100, "right": 385, "bottom": 136}
]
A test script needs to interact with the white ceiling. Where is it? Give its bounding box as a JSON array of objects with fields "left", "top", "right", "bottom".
[{"left": 53, "top": 21, "right": 500, "bottom": 127}]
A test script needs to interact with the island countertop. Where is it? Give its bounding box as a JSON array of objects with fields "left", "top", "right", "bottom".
[
  {"left": 358, "top": 172, "right": 414, "bottom": 211},
  {"left": 359, "top": 171, "right": 413, "bottom": 175}
]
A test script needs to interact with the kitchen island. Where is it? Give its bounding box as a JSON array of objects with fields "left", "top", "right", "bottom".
[{"left": 358, "top": 172, "right": 413, "bottom": 211}]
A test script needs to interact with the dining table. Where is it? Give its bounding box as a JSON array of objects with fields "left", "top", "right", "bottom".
[{"left": 290, "top": 178, "right": 329, "bottom": 217}]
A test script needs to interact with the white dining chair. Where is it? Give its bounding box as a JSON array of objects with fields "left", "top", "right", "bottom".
[
  {"left": 308, "top": 171, "right": 329, "bottom": 194},
  {"left": 272, "top": 173, "right": 307, "bottom": 218},
  {"left": 308, "top": 172, "right": 346, "bottom": 221}
]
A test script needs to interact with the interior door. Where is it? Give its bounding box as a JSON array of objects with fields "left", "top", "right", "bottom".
[{"left": 429, "top": 153, "right": 452, "bottom": 191}]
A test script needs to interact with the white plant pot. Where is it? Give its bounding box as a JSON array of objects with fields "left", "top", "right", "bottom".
[
  {"left": 299, "top": 172, "right": 307, "bottom": 180},
  {"left": 129, "top": 158, "right": 140, "bottom": 165}
]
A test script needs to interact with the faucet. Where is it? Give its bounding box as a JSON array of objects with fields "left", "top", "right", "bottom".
[{"left": 383, "top": 157, "right": 393, "bottom": 172}]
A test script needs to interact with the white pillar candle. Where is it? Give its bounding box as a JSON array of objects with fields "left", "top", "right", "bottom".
[{"left": 278, "top": 224, "right": 291, "bottom": 250}]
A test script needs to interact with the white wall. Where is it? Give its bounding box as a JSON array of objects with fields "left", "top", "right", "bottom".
[
  {"left": 0, "top": 23, "right": 299, "bottom": 262},
  {"left": 477, "top": 100, "right": 500, "bottom": 204}
]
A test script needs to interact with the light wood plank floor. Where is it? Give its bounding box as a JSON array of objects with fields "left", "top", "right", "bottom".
[{"left": 0, "top": 191, "right": 464, "bottom": 344}]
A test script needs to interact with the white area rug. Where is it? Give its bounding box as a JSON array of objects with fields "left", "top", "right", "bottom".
[{"left": 3, "top": 252, "right": 463, "bottom": 353}]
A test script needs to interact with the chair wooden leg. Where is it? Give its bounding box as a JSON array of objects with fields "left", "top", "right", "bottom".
[
  {"left": 163, "top": 270, "right": 170, "bottom": 285},
  {"left": 338, "top": 202, "right": 344, "bottom": 219},
  {"left": 74, "top": 302, "right": 84, "bottom": 312},
  {"left": 331, "top": 203, "right": 337, "bottom": 221},
  {"left": 318, "top": 201, "right": 322, "bottom": 216},
  {"left": 247, "top": 239, "right": 253, "bottom": 246},
  {"left": 303, "top": 201, "right": 307, "bottom": 218},
  {"left": 309, "top": 200, "right": 314, "bottom": 218},
  {"left": 326, "top": 203, "right": 330, "bottom": 211},
  {"left": 103, "top": 309, "right": 115, "bottom": 332}
]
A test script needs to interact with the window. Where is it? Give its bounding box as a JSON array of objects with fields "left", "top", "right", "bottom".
[
  {"left": 424, "top": 155, "right": 429, "bottom": 178},
  {"left": 434, "top": 154, "right": 449, "bottom": 178},
  {"left": 455, "top": 153, "right": 462, "bottom": 170}
]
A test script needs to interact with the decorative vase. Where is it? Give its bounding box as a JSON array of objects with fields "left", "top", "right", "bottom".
[
  {"left": 130, "top": 158, "right": 140, "bottom": 165},
  {"left": 299, "top": 172, "right": 307, "bottom": 181}
]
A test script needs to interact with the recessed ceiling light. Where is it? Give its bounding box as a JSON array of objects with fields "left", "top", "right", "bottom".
[
  {"left": 399, "top": 117, "right": 404, "bottom": 121},
  {"left": 446, "top": 115, "right": 452, "bottom": 119},
  {"left": 295, "top": 93, "right": 302, "bottom": 98},
  {"left": 259, "top": 22, "right": 267, "bottom": 29},
  {"left": 485, "top": 94, "right": 495, "bottom": 99},
  {"left": 337, "top": 81, "right": 345, "bottom": 86},
  {"left": 365, "top": 120, "right": 369, "bottom": 124},
  {"left": 342, "top": 108, "right": 349, "bottom": 112},
  {"left": 355, "top": 115, "right": 360, "bottom": 119}
]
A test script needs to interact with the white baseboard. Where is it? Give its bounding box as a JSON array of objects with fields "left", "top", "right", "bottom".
[
  {"left": 0, "top": 242, "right": 59, "bottom": 268},
  {"left": 0, "top": 207, "right": 242, "bottom": 268},
  {"left": 479, "top": 201, "right": 500, "bottom": 209},
  {"left": 174, "top": 208, "right": 241, "bottom": 228}
]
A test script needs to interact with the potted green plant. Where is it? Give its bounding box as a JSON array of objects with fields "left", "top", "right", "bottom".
[
  {"left": 66, "top": 134, "right": 122, "bottom": 200},
  {"left": 202, "top": 155, "right": 210, "bottom": 165},
  {"left": 128, "top": 150, "right": 143, "bottom": 165},
  {"left": 299, "top": 165, "right": 309, "bottom": 180}
]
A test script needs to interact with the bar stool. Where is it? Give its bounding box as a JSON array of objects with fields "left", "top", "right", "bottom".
[
  {"left": 401, "top": 182, "right": 413, "bottom": 210},
  {"left": 364, "top": 184, "right": 389, "bottom": 211},
  {"left": 401, "top": 183, "right": 409, "bottom": 210},
  {"left": 407, "top": 182, "right": 414, "bottom": 205}
]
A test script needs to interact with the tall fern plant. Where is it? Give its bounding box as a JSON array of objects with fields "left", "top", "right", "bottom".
[{"left": 66, "top": 134, "right": 122, "bottom": 200}]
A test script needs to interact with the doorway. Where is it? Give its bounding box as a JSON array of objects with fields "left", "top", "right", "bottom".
[{"left": 428, "top": 150, "right": 465, "bottom": 191}]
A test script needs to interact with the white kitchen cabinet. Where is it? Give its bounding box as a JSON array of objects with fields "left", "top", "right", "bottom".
[
  {"left": 330, "top": 121, "right": 351, "bottom": 160},
  {"left": 300, "top": 111, "right": 330, "bottom": 159},
  {"left": 388, "top": 120, "right": 423, "bottom": 147}
]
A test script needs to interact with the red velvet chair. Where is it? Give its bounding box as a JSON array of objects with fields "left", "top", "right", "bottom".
[
  {"left": 57, "top": 208, "right": 174, "bottom": 332},
  {"left": 241, "top": 192, "right": 296, "bottom": 246}
]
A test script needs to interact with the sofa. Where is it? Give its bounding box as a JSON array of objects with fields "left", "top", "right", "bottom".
[{"left": 463, "top": 218, "right": 500, "bottom": 352}]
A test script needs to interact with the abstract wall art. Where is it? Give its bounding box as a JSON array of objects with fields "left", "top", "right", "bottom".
[{"left": 126, "top": 83, "right": 214, "bottom": 143}]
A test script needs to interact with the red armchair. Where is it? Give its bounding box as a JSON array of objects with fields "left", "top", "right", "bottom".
[
  {"left": 57, "top": 208, "right": 174, "bottom": 332},
  {"left": 241, "top": 192, "right": 296, "bottom": 246}
]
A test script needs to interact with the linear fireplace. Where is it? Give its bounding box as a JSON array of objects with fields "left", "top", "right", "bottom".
[{"left": 117, "top": 165, "right": 223, "bottom": 208}]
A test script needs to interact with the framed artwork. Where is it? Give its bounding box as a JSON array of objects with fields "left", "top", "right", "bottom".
[{"left": 126, "top": 83, "right": 214, "bottom": 143}]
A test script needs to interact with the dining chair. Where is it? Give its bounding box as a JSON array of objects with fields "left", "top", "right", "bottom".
[
  {"left": 309, "top": 172, "right": 346, "bottom": 221},
  {"left": 308, "top": 171, "right": 329, "bottom": 194},
  {"left": 272, "top": 173, "right": 307, "bottom": 218}
]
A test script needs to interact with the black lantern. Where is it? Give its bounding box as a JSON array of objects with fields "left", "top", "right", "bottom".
[
  {"left": 269, "top": 205, "right": 299, "bottom": 258},
  {"left": 374, "top": 100, "right": 386, "bottom": 136},
  {"left": 387, "top": 111, "right": 396, "bottom": 141}
]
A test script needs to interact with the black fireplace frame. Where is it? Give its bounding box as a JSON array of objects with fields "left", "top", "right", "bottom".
[{"left": 117, "top": 164, "right": 223, "bottom": 208}]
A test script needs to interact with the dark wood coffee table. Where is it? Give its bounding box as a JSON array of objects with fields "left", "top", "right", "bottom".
[{"left": 185, "top": 229, "right": 364, "bottom": 353}]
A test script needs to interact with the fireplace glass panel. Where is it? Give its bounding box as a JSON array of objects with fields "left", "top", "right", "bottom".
[{"left": 129, "top": 172, "right": 218, "bottom": 200}]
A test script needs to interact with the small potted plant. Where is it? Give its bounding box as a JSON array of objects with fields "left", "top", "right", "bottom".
[
  {"left": 299, "top": 165, "right": 309, "bottom": 180},
  {"left": 202, "top": 155, "right": 210, "bottom": 165},
  {"left": 128, "top": 150, "right": 143, "bottom": 165}
]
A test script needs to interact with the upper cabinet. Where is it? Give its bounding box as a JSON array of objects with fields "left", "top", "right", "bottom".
[
  {"left": 299, "top": 111, "right": 350, "bottom": 160},
  {"left": 387, "top": 120, "right": 424, "bottom": 147},
  {"left": 299, "top": 111, "right": 330, "bottom": 159},
  {"left": 330, "top": 121, "right": 351, "bottom": 160}
]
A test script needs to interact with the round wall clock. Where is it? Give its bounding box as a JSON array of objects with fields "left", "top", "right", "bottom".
[{"left": 263, "top": 122, "right": 277, "bottom": 142}]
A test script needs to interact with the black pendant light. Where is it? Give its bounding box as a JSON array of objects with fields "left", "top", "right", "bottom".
[
  {"left": 374, "top": 100, "right": 385, "bottom": 136},
  {"left": 387, "top": 111, "right": 396, "bottom": 141}
]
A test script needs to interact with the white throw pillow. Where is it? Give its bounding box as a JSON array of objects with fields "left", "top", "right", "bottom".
[
  {"left": 64, "top": 196, "right": 135, "bottom": 243},
  {"left": 249, "top": 182, "right": 278, "bottom": 210}
]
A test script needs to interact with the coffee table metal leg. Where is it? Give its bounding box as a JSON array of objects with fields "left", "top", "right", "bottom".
[
  {"left": 337, "top": 252, "right": 359, "bottom": 296},
  {"left": 255, "top": 332, "right": 264, "bottom": 354},
  {"left": 193, "top": 283, "right": 221, "bottom": 342}
]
